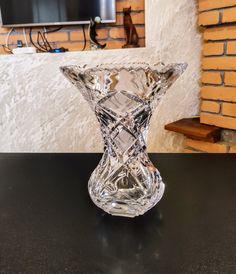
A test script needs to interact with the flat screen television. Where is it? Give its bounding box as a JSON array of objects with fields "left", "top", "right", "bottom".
[{"left": 0, "top": 0, "right": 116, "bottom": 27}]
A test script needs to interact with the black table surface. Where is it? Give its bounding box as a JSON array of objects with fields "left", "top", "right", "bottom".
[{"left": 0, "top": 154, "right": 235, "bottom": 274}]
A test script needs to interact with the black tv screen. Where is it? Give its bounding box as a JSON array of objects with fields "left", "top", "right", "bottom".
[{"left": 0, "top": 0, "right": 116, "bottom": 27}]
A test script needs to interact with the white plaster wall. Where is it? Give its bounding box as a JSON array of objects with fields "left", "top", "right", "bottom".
[
  {"left": 146, "top": 0, "right": 202, "bottom": 152},
  {"left": 0, "top": 0, "right": 201, "bottom": 152}
]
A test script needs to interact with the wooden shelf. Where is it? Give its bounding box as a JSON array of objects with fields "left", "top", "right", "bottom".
[{"left": 165, "top": 118, "right": 221, "bottom": 143}]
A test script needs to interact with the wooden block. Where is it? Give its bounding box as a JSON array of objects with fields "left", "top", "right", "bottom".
[{"left": 165, "top": 118, "right": 221, "bottom": 143}]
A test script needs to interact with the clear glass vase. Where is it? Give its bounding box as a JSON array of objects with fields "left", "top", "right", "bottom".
[{"left": 61, "top": 62, "right": 187, "bottom": 217}]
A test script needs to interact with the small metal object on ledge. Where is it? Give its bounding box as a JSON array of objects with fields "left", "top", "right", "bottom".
[{"left": 165, "top": 117, "right": 221, "bottom": 143}]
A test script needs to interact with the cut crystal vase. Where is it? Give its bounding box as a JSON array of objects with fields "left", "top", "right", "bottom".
[{"left": 61, "top": 62, "right": 187, "bottom": 217}]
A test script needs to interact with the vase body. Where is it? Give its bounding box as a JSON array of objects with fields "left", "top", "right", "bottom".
[{"left": 61, "top": 62, "right": 187, "bottom": 217}]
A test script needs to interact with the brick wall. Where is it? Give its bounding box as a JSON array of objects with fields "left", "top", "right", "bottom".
[
  {"left": 0, "top": 0, "right": 145, "bottom": 54},
  {"left": 198, "top": 0, "right": 236, "bottom": 131},
  {"left": 180, "top": 0, "right": 236, "bottom": 153}
]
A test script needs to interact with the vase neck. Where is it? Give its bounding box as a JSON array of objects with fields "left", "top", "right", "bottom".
[{"left": 95, "top": 90, "right": 152, "bottom": 160}]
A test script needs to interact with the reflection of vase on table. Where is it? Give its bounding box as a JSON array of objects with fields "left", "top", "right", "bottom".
[{"left": 61, "top": 62, "right": 187, "bottom": 217}]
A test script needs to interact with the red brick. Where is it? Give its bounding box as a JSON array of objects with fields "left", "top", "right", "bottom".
[
  {"left": 199, "top": 11, "right": 220, "bottom": 26},
  {"left": 116, "top": 12, "right": 145, "bottom": 25},
  {"left": 106, "top": 40, "right": 125, "bottom": 50},
  {"left": 203, "top": 57, "right": 236, "bottom": 70},
  {"left": 135, "top": 27, "right": 145, "bottom": 38},
  {"left": 199, "top": 0, "right": 236, "bottom": 11},
  {"left": 109, "top": 28, "right": 125, "bottom": 39},
  {"left": 96, "top": 29, "right": 109, "bottom": 40},
  {"left": 224, "top": 72, "right": 236, "bottom": 86},
  {"left": 204, "top": 26, "right": 236, "bottom": 41},
  {"left": 70, "top": 31, "right": 88, "bottom": 41},
  {"left": 203, "top": 42, "right": 224, "bottom": 56},
  {"left": 70, "top": 28, "right": 108, "bottom": 41},
  {"left": 46, "top": 32, "right": 69, "bottom": 42},
  {"left": 201, "top": 86, "right": 236, "bottom": 102},
  {"left": 2, "top": 34, "right": 26, "bottom": 45},
  {"left": 201, "top": 112, "right": 236, "bottom": 130},
  {"left": 222, "top": 102, "right": 236, "bottom": 116},
  {"left": 202, "top": 71, "right": 222, "bottom": 84},
  {"left": 201, "top": 101, "right": 221, "bottom": 113},
  {"left": 184, "top": 138, "right": 228, "bottom": 153},
  {"left": 109, "top": 26, "right": 145, "bottom": 39},
  {"left": 0, "top": 27, "right": 11, "bottom": 33},
  {"left": 222, "top": 7, "right": 236, "bottom": 23},
  {"left": 227, "top": 41, "right": 236, "bottom": 55},
  {"left": 116, "top": 0, "right": 144, "bottom": 12}
]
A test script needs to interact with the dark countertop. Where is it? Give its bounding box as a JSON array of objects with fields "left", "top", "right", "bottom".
[{"left": 0, "top": 154, "right": 235, "bottom": 274}]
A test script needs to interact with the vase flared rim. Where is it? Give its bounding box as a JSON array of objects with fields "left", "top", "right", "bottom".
[{"left": 60, "top": 62, "right": 188, "bottom": 75}]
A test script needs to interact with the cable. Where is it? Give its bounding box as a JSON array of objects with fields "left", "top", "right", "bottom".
[
  {"left": 42, "top": 32, "right": 52, "bottom": 51},
  {"left": 29, "top": 27, "right": 47, "bottom": 52},
  {"left": 29, "top": 26, "right": 63, "bottom": 53},
  {"left": 2, "top": 45, "right": 13, "bottom": 54},
  {"left": 23, "top": 28, "right": 29, "bottom": 47},
  {"left": 81, "top": 25, "right": 87, "bottom": 51},
  {"left": 42, "top": 27, "right": 53, "bottom": 51},
  {"left": 3, "top": 27, "right": 14, "bottom": 53},
  {"left": 40, "top": 26, "right": 63, "bottom": 52},
  {"left": 6, "top": 27, "right": 14, "bottom": 48},
  {"left": 37, "top": 31, "right": 49, "bottom": 51}
]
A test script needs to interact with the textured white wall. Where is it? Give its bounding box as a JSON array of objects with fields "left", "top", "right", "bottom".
[
  {"left": 0, "top": 0, "right": 201, "bottom": 152},
  {"left": 146, "top": 0, "right": 202, "bottom": 152}
]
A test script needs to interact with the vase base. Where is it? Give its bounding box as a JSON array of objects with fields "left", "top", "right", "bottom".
[{"left": 88, "top": 178, "right": 165, "bottom": 218}]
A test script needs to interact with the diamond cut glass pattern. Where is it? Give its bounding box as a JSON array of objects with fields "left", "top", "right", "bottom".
[{"left": 61, "top": 62, "right": 187, "bottom": 217}]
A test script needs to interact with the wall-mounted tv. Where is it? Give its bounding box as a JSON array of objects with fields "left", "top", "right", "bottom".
[{"left": 0, "top": 0, "right": 116, "bottom": 27}]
